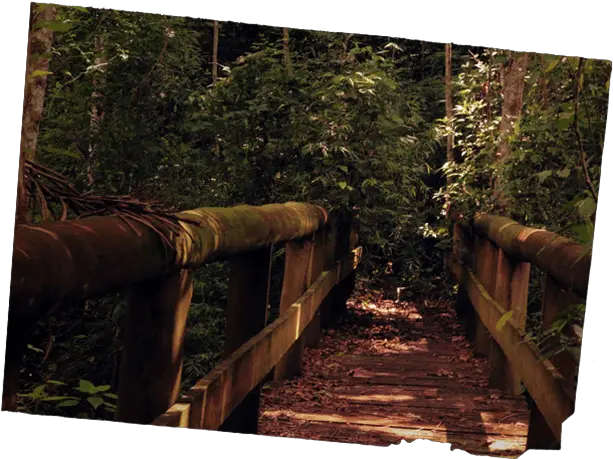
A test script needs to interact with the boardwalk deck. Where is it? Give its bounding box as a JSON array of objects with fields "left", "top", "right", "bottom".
[{"left": 259, "top": 285, "right": 529, "bottom": 457}]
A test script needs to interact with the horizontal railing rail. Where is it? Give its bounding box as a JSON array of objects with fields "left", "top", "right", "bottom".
[
  {"left": 3, "top": 201, "right": 360, "bottom": 436},
  {"left": 449, "top": 214, "right": 589, "bottom": 450}
]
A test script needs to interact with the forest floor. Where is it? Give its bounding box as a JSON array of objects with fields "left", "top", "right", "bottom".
[{"left": 258, "top": 280, "right": 529, "bottom": 457}]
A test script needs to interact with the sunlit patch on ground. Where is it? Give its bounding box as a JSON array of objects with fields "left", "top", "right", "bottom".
[{"left": 259, "top": 280, "right": 529, "bottom": 456}]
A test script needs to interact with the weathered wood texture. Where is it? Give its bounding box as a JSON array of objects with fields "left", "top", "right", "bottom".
[
  {"left": 472, "top": 235, "right": 497, "bottom": 357},
  {"left": 472, "top": 214, "right": 590, "bottom": 296},
  {"left": 274, "top": 238, "right": 313, "bottom": 380},
  {"left": 10, "top": 202, "right": 328, "bottom": 321},
  {"left": 450, "top": 261, "right": 575, "bottom": 445},
  {"left": 260, "top": 296, "right": 529, "bottom": 457},
  {"left": 220, "top": 246, "right": 273, "bottom": 434},
  {"left": 305, "top": 230, "right": 327, "bottom": 348},
  {"left": 152, "top": 248, "right": 361, "bottom": 429},
  {"left": 492, "top": 250, "right": 530, "bottom": 394},
  {"left": 115, "top": 269, "right": 193, "bottom": 423}
]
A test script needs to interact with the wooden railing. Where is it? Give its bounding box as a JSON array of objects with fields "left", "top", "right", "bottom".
[
  {"left": 449, "top": 214, "right": 589, "bottom": 450},
  {"left": 3, "top": 202, "right": 361, "bottom": 433}
]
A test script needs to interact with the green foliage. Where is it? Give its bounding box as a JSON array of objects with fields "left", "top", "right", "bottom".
[
  {"left": 18, "top": 378, "right": 117, "bottom": 419},
  {"left": 195, "top": 36, "right": 440, "bottom": 276}
]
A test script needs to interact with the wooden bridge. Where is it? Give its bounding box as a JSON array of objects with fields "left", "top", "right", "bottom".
[{"left": 3, "top": 202, "right": 587, "bottom": 457}]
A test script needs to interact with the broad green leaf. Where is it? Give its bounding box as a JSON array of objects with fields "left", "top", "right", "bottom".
[
  {"left": 34, "top": 21, "right": 73, "bottom": 33},
  {"left": 577, "top": 197, "right": 597, "bottom": 221},
  {"left": 338, "top": 165, "right": 348, "bottom": 173},
  {"left": 338, "top": 181, "right": 347, "bottom": 190},
  {"left": 535, "top": 170, "right": 552, "bottom": 183},
  {"left": 556, "top": 116, "right": 572, "bottom": 131},
  {"left": 56, "top": 399, "right": 80, "bottom": 408},
  {"left": 32, "top": 385, "right": 47, "bottom": 399},
  {"left": 29, "top": 70, "right": 53, "bottom": 79},
  {"left": 77, "top": 379, "right": 97, "bottom": 394},
  {"left": 571, "top": 222, "right": 594, "bottom": 245},
  {"left": 96, "top": 385, "right": 111, "bottom": 392},
  {"left": 41, "top": 396, "right": 79, "bottom": 401},
  {"left": 556, "top": 168, "right": 571, "bottom": 178},
  {"left": 545, "top": 58, "right": 560, "bottom": 73},
  {"left": 87, "top": 396, "right": 104, "bottom": 410},
  {"left": 102, "top": 393, "right": 118, "bottom": 399},
  {"left": 496, "top": 310, "right": 514, "bottom": 331},
  {"left": 46, "top": 380, "right": 67, "bottom": 386}
]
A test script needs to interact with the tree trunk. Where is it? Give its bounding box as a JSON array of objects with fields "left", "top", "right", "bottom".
[
  {"left": 445, "top": 43, "right": 454, "bottom": 164},
  {"left": 17, "top": 3, "right": 57, "bottom": 223},
  {"left": 212, "top": 20, "right": 219, "bottom": 83},
  {"left": 493, "top": 53, "right": 530, "bottom": 214},
  {"left": 86, "top": 35, "right": 107, "bottom": 187}
]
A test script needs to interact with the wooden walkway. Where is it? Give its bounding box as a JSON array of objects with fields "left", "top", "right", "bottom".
[{"left": 259, "top": 285, "right": 530, "bottom": 457}]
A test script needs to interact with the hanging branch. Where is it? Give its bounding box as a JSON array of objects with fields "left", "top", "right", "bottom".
[
  {"left": 573, "top": 57, "right": 598, "bottom": 204},
  {"left": 22, "top": 160, "right": 199, "bottom": 251}
]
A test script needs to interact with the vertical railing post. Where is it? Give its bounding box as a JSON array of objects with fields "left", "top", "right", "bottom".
[
  {"left": 320, "top": 228, "right": 338, "bottom": 329},
  {"left": 273, "top": 238, "right": 312, "bottom": 380},
  {"left": 219, "top": 245, "right": 273, "bottom": 434},
  {"left": 489, "top": 249, "right": 530, "bottom": 392},
  {"left": 331, "top": 220, "right": 355, "bottom": 320},
  {"left": 472, "top": 234, "right": 497, "bottom": 357},
  {"left": 527, "top": 273, "right": 581, "bottom": 450},
  {"left": 305, "top": 230, "right": 326, "bottom": 349},
  {"left": 116, "top": 268, "right": 194, "bottom": 424}
]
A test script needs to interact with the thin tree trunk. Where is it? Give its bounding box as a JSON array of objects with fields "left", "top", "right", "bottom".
[
  {"left": 282, "top": 27, "right": 292, "bottom": 74},
  {"left": 212, "top": 20, "right": 219, "bottom": 83},
  {"left": 16, "top": 3, "right": 57, "bottom": 223},
  {"left": 493, "top": 52, "right": 530, "bottom": 214},
  {"left": 86, "top": 35, "right": 107, "bottom": 187},
  {"left": 445, "top": 43, "right": 454, "bottom": 164}
]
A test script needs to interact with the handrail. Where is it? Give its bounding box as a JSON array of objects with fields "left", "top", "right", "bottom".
[
  {"left": 472, "top": 214, "right": 590, "bottom": 296},
  {"left": 449, "top": 214, "right": 589, "bottom": 450},
  {"left": 10, "top": 202, "right": 327, "bottom": 322},
  {"left": 3, "top": 200, "right": 359, "bottom": 433}
]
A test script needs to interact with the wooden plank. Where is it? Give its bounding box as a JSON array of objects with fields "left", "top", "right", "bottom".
[
  {"left": 305, "top": 230, "right": 326, "bottom": 348},
  {"left": 274, "top": 238, "right": 313, "bottom": 380},
  {"left": 473, "top": 235, "right": 497, "bottom": 357},
  {"left": 116, "top": 269, "right": 193, "bottom": 424},
  {"left": 261, "top": 418, "right": 527, "bottom": 456},
  {"left": 157, "top": 268, "right": 339, "bottom": 430},
  {"left": 260, "top": 406, "right": 527, "bottom": 436},
  {"left": 220, "top": 246, "right": 272, "bottom": 434},
  {"left": 451, "top": 261, "right": 575, "bottom": 444},
  {"left": 541, "top": 274, "right": 582, "bottom": 390},
  {"left": 489, "top": 247, "right": 513, "bottom": 391},
  {"left": 324, "top": 384, "right": 528, "bottom": 411},
  {"left": 526, "top": 274, "right": 583, "bottom": 448}
]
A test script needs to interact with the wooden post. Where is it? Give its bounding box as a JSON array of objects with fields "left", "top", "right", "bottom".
[
  {"left": 472, "top": 234, "right": 497, "bottom": 357},
  {"left": 330, "top": 221, "right": 352, "bottom": 321},
  {"left": 2, "top": 314, "right": 35, "bottom": 411},
  {"left": 305, "top": 230, "right": 326, "bottom": 348},
  {"left": 274, "top": 238, "right": 312, "bottom": 380},
  {"left": 540, "top": 275, "right": 581, "bottom": 392},
  {"left": 116, "top": 269, "right": 193, "bottom": 424},
  {"left": 526, "top": 273, "right": 577, "bottom": 451},
  {"left": 320, "top": 228, "right": 337, "bottom": 329},
  {"left": 488, "top": 248, "right": 530, "bottom": 392},
  {"left": 526, "top": 392, "right": 561, "bottom": 450},
  {"left": 219, "top": 246, "right": 273, "bottom": 434}
]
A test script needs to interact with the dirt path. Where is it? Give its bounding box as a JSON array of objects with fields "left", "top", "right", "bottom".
[{"left": 259, "top": 282, "right": 529, "bottom": 457}]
